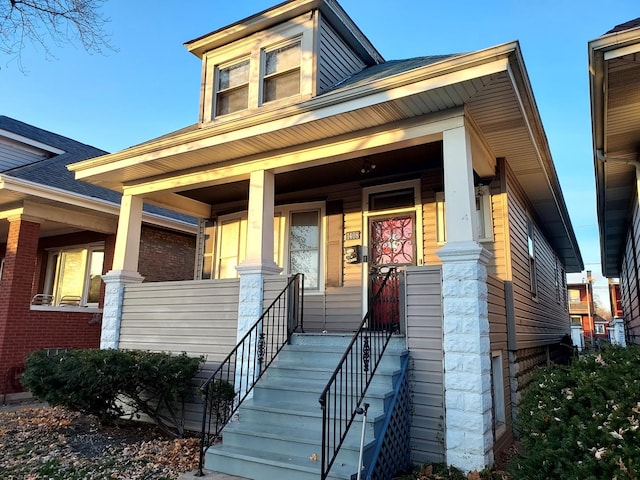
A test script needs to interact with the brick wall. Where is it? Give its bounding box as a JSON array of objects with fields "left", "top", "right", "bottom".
[
  {"left": 0, "top": 223, "right": 195, "bottom": 395},
  {"left": 0, "top": 227, "right": 110, "bottom": 395},
  {"left": 138, "top": 225, "right": 196, "bottom": 282}
]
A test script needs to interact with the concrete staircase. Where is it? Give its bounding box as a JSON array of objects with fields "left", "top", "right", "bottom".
[{"left": 204, "top": 333, "right": 407, "bottom": 480}]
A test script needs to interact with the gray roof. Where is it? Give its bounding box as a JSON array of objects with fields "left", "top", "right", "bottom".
[
  {"left": 327, "top": 55, "right": 458, "bottom": 92},
  {"left": 606, "top": 17, "right": 640, "bottom": 34},
  {"left": 0, "top": 116, "right": 195, "bottom": 225}
]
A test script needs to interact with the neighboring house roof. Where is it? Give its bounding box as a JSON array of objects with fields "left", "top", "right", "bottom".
[
  {"left": 0, "top": 116, "right": 196, "bottom": 231},
  {"left": 589, "top": 19, "right": 640, "bottom": 276}
]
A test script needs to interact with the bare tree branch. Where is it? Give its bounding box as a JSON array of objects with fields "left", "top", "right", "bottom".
[{"left": 0, "top": 0, "right": 114, "bottom": 71}]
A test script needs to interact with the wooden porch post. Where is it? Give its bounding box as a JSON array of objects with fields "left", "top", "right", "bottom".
[
  {"left": 100, "top": 194, "right": 144, "bottom": 349},
  {"left": 235, "top": 170, "right": 281, "bottom": 398},
  {"left": 437, "top": 122, "right": 494, "bottom": 472}
]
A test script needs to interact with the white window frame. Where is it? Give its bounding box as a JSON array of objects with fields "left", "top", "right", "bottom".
[
  {"left": 527, "top": 218, "right": 538, "bottom": 299},
  {"left": 42, "top": 242, "right": 105, "bottom": 308},
  {"left": 201, "top": 16, "right": 313, "bottom": 123},
  {"left": 276, "top": 201, "right": 326, "bottom": 292},
  {"left": 436, "top": 185, "right": 493, "bottom": 244},
  {"left": 491, "top": 351, "right": 507, "bottom": 439},
  {"left": 260, "top": 37, "right": 302, "bottom": 105},
  {"left": 213, "top": 212, "right": 248, "bottom": 279},
  {"left": 0, "top": 258, "right": 4, "bottom": 283},
  {"left": 213, "top": 57, "right": 251, "bottom": 118},
  {"left": 209, "top": 202, "right": 326, "bottom": 290}
]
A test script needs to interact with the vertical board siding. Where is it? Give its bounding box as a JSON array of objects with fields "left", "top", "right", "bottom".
[
  {"left": 317, "top": 19, "right": 366, "bottom": 94},
  {"left": 487, "top": 274, "right": 513, "bottom": 455},
  {"left": 505, "top": 163, "right": 570, "bottom": 348},
  {"left": 405, "top": 266, "right": 445, "bottom": 464}
]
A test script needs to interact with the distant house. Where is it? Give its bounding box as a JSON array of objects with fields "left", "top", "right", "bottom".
[
  {"left": 69, "top": 1, "right": 582, "bottom": 476},
  {"left": 567, "top": 271, "right": 605, "bottom": 342},
  {"left": 609, "top": 279, "right": 624, "bottom": 319},
  {"left": 0, "top": 116, "right": 197, "bottom": 400},
  {"left": 589, "top": 18, "right": 640, "bottom": 345}
]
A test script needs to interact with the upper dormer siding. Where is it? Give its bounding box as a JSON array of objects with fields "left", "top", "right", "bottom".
[
  {"left": 191, "top": 1, "right": 380, "bottom": 125},
  {"left": 317, "top": 17, "right": 366, "bottom": 94}
]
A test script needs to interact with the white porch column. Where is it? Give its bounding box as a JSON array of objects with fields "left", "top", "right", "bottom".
[
  {"left": 235, "top": 170, "right": 281, "bottom": 398},
  {"left": 438, "top": 124, "right": 494, "bottom": 471},
  {"left": 101, "top": 194, "right": 144, "bottom": 349}
]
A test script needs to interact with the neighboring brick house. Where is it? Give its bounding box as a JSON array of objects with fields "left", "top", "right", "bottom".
[
  {"left": 69, "top": 1, "right": 583, "bottom": 476},
  {"left": 0, "top": 116, "right": 197, "bottom": 399}
]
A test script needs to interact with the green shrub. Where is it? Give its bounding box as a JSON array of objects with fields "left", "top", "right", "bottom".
[
  {"left": 21, "top": 349, "right": 203, "bottom": 437},
  {"left": 512, "top": 345, "right": 640, "bottom": 479}
]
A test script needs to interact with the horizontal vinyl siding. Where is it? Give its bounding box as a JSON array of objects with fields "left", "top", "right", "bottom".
[
  {"left": 120, "top": 278, "right": 241, "bottom": 433},
  {"left": 119, "top": 279, "right": 240, "bottom": 359},
  {"left": 506, "top": 164, "right": 569, "bottom": 348},
  {"left": 405, "top": 266, "right": 445, "bottom": 464},
  {"left": 622, "top": 199, "right": 640, "bottom": 342},
  {"left": 317, "top": 18, "right": 366, "bottom": 94}
]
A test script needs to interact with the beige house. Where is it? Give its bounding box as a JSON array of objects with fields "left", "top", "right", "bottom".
[
  {"left": 589, "top": 18, "right": 640, "bottom": 346},
  {"left": 70, "top": 1, "right": 582, "bottom": 477}
]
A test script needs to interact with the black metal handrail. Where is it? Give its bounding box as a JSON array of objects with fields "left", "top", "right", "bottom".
[
  {"left": 318, "top": 267, "right": 400, "bottom": 480},
  {"left": 196, "top": 273, "right": 304, "bottom": 476}
]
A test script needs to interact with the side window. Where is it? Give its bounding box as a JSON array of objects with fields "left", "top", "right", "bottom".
[
  {"left": 215, "top": 58, "right": 250, "bottom": 117},
  {"left": 289, "top": 210, "right": 320, "bottom": 290},
  {"left": 262, "top": 40, "right": 301, "bottom": 104},
  {"left": 527, "top": 218, "right": 538, "bottom": 298},
  {"left": 491, "top": 351, "right": 507, "bottom": 434},
  {"left": 0, "top": 258, "right": 4, "bottom": 282},
  {"left": 43, "top": 245, "right": 104, "bottom": 307}
]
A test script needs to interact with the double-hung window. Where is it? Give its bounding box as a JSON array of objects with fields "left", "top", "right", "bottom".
[
  {"left": 215, "top": 58, "right": 250, "bottom": 117},
  {"left": 288, "top": 210, "right": 320, "bottom": 290},
  {"left": 202, "top": 203, "right": 322, "bottom": 290},
  {"left": 262, "top": 40, "right": 301, "bottom": 104},
  {"left": 44, "top": 244, "right": 104, "bottom": 307}
]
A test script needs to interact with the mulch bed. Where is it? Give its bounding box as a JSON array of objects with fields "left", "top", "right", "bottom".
[{"left": 0, "top": 405, "right": 199, "bottom": 479}]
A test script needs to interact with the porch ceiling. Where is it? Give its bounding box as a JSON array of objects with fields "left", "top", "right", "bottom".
[{"left": 590, "top": 28, "right": 640, "bottom": 277}]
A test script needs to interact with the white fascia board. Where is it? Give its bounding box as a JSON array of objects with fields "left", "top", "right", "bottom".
[
  {"left": 604, "top": 42, "right": 640, "bottom": 60},
  {"left": 0, "top": 175, "right": 196, "bottom": 234},
  {"left": 70, "top": 48, "right": 512, "bottom": 182},
  {"left": 0, "top": 129, "right": 66, "bottom": 155}
]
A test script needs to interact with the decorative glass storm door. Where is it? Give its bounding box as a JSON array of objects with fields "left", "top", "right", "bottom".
[{"left": 368, "top": 214, "right": 416, "bottom": 330}]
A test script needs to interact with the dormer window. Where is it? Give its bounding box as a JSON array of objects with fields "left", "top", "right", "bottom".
[
  {"left": 215, "top": 58, "right": 250, "bottom": 116},
  {"left": 262, "top": 40, "right": 301, "bottom": 103}
]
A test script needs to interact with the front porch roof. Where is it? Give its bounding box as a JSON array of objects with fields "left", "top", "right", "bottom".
[
  {"left": 589, "top": 20, "right": 640, "bottom": 277},
  {"left": 68, "top": 42, "right": 583, "bottom": 272}
]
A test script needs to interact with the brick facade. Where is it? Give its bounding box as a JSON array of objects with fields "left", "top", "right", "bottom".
[
  {"left": 138, "top": 225, "right": 196, "bottom": 282},
  {"left": 0, "top": 222, "right": 195, "bottom": 396}
]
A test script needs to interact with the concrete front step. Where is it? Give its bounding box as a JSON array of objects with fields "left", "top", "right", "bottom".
[
  {"left": 237, "top": 397, "right": 385, "bottom": 431},
  {"left": 204, "top": 333, "right": 404, "bottom": 480},
  {"left": 207, "top": 445, "right": 357, "bottom": 480}
]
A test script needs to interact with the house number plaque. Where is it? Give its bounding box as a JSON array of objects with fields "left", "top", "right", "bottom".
[{"left": 345, "top": 231, "right": 361, "bottom": 240}]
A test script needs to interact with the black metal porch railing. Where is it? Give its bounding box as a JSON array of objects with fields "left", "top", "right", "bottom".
[
  {"left": 318, "top": 267, "right": 400, "bottom": 480},
  {"left": 196, "top": 273, "right": 304, "bottom": 476}
]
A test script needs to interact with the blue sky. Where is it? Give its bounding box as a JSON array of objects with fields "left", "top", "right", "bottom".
[{"left": 3, "top": 0, "right": 638, "bottom": 307}]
